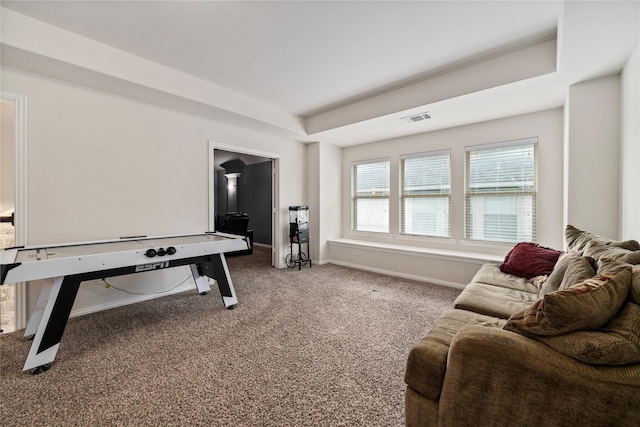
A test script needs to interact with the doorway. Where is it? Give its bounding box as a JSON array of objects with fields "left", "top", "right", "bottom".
[
  {"left": 1, "top": 92, "right": 26, "bottom": 333},
  {"left": 0, "top": 98, "right": 16, "bottom": 332},
  {"left": 209, "top": 142, "right": 281, "bottom": 267}
]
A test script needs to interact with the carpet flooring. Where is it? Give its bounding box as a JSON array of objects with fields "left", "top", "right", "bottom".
[{"left": 0, "top": 246, "right": 460, "bottom": 426}]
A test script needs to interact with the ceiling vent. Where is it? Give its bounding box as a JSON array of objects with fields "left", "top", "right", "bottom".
[{"left": 402, "top": 112, "right": 432, "bottom": 124}]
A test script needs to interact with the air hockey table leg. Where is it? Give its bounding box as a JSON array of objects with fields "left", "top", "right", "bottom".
[
  {"left": 24, "top": 280, "right": 54, "bottom": 337},
  {"left": 23, "top": 276, "right": 82, "bottom": 374},
  {"left": 213, "top": 254, "right": 238, "bottom": 309},
  {"left": 194, "top": 254, "right": 238, "bottom": 309},
  {"left": 189, "top": 264, "right": 212, "bottom": 295},
  {"left": 212, "top": 254, "right": 238, "bottom": 309}
]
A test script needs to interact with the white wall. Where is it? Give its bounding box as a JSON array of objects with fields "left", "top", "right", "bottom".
[
  {"left": 306, "top": 143, "right": 320, "bottom": 262},
  {"left": 565, "top": 75, "right": 621, "bottom": 239},
  {"left": 306, "top": 141, "right": 341, "bottom": 264},
  {"left": 1, "top": 68, "right": 306, "bottom": 318},
  {"left": 340, "top": 109, "right": 564, "bottom": 252},
  {"left": 318, "top": 142, "right": 341, "bottom": 262},
  {"left": 621, "top": 42, "right": 640, "bottom": 240},
  {"left": 330, "top": 109, "right": 564, "bottom": 286}
]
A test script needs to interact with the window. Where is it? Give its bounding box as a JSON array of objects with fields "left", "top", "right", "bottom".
[
  {"left": 351, "top": 159, "right": 390, "bottom": 232},
  {"left": 465, "top": 138, "right": 537, "bottom": 243},
  {"left": 400, "top": 150, "right": 450, "bottom": 237}
]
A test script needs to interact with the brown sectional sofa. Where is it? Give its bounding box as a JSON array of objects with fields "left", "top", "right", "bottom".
[{"left": 405, "top": 226, "right": 640, "bottom": 426}]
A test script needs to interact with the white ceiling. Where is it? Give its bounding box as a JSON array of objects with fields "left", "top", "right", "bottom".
[{"left": 1, "top": 1, "right": 639, "bottom": 147}]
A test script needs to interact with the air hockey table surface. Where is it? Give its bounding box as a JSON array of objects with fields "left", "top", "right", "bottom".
[
  {"left": 1, "top": 232, "right": 247, "bottom": 284},
  {"left": 0, "top": 232, "right": 249, "bottom": 373},
  {"left": 15, "top": 234, "right": 223, "bottom": 259}
]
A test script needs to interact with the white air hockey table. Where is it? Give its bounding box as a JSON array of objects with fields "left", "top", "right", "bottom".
[{"left": 0, "top": 232, "right": 250, "bottom": 374}]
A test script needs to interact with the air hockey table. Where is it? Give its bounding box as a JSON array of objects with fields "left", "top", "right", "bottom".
[{"left": 0, "top": 232, "right": 250, "bottom": 373}]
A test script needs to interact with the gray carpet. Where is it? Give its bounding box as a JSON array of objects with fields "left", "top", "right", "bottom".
[{"left": 0, "top": 246, "right": 460, "bottom": 426}]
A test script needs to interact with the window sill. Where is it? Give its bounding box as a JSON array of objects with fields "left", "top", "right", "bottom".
[{"left": 328, "top": 237, "right": 504, "bottom": 264}]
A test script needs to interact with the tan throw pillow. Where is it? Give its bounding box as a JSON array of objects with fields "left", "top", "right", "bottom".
[
  {"left": 565, "top": 225, "right": 611, "bottom": 254},
  {"left": 558, "top": 256, "right": 596, "bottom": 290},
  {"left": 565, "top": 225, "right": 640, "bottom": 252},
  {"left": 504, "top": 267, "right": 632, "bottom": 337},
  {"left": 538, "top": 302, "right": 640, "bottom": 365},
  {"left": 539, "top": 254, "right": 594, "bottom": 297},
  {"left": 618, "top": 251, "right": 640, "bottom": 264},
  {"left": 539, "top": 253, "right": 574, "bottom": 297},
  {"left": 597, "top": 257, "right": 633, "bottom": 275},
  {"left": 583, "top": 240, "right": 640, "bottom": 263},
  {"left": 565, "top": 225, "right": 599, "bottom": 254},
  {"left": 609, "top": 240, "right": 640, "bottom": 251},
  {"left": 632, "top": 265, "right": 640, "bottom": 305},
  {"left": 598, "top": 258, "right": 640, "bottom": 305}
]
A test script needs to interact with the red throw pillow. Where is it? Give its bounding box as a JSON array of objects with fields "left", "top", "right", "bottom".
[{"left": 499, "top": 242, "right": 563, "bottom": 279}]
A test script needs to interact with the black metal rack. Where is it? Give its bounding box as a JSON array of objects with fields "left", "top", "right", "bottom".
[{"left": 286, "top": 205, "right": 311, "bottom": 270}]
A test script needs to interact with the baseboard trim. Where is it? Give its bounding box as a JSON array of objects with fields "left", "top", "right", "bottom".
[{"left": 326, "top": 259, "right": 466, "bottom": 290}]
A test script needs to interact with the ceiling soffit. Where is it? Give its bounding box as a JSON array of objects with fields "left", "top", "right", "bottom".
[{"left": 306, "top": 38, "right": 557, "bottom": 135}]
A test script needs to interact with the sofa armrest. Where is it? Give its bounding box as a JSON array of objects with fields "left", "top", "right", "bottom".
[{"left": 439, "top": 325, "right": 640, "bottom": 427}]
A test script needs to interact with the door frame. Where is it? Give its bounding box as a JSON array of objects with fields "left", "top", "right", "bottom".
[
  {"left": 208, "top": 141, "right": 281, "bottom": 267},
  {"left": 1, "top": 91, "right": 27, "bottom": 330}
]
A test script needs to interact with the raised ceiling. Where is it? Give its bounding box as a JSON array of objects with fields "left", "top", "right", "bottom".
[{"left": 1, "top": 1, "right": 639, "bottom": 146}]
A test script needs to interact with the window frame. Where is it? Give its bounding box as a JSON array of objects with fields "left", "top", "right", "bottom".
[
  {"left": 351, "top": 158, "right": 391, "bottom": 233},
  {"left": 399, "top": 149, "right": 451, "bottom": 238},
  {"left": 464, "top": 137, "right": 538, "bottom": 243}
]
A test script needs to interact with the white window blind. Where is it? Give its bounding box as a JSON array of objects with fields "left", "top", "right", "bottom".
[
  {"left": 465, "top": 138, "right": 537, "bottom": 243},
  {"left": 400, "top": 150, "right": 451, "bottom": 237},
  {"left": 351, "top": 159, "right": 390, "bottom": 233}
]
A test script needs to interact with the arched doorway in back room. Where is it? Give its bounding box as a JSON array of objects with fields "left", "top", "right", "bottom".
[{"left": 209, "top": 142, "right": 280, "bottom": 267}]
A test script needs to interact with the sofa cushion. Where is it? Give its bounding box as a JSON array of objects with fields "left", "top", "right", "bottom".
[
  {"left": 471, "top": 263, "right": 538, "bottom": 293},
  {"left": 405, "top": 309, "right": 506, "bottom": 400},
  {"left": 537, "top": 302, "right": 640, "bottom": 365},
  {"left": 499, "top": 242, "right": 563, "bottom": 279},
  {"left": 454, "top": 283, "right": 539, "bottom": 319},
  {"left": 503, "top": 267, "right": 632, "bottom": 337},
  {"left": 565, "top": 224, "right": 640, "bottom": 254}
]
